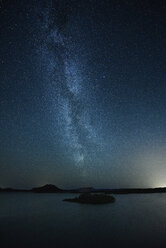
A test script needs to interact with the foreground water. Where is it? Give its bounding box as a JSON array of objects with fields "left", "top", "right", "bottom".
[{"left": 1, "top": 193, "right": 166, "bottom": 248}]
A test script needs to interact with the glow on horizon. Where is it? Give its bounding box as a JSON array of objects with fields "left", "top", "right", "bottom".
[
  {"left": 137, "top": 148, "right": 166, "bottom": 188},
  {"left": 151, "top": 178, "right": 166, "bottom": 188}
]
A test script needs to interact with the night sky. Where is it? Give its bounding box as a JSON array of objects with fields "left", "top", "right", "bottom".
[{"left": 0, "top": 0, "right": 166, "bottom": 189}]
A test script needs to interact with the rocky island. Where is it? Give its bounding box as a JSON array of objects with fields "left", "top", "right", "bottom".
[{"left": 63, "top": 193, "right": 115, "bottom": 204}]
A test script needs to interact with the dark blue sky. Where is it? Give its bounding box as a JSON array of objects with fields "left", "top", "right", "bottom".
[{"left": 0, "top": 0, "right": 166, "bottom": 189}]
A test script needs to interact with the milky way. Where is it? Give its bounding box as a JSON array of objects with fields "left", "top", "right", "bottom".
[{"left": 38, "top": 1, "right": 104, "bottom": 167}]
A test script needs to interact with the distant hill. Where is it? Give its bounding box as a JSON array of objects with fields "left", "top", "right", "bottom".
[{"left": 31, "top": 184, "right": 64, "bottom": 193}]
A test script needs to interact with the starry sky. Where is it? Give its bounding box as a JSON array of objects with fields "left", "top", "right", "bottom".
[{"left": 0, "top": 0, "right": 166, "bottom": 189}]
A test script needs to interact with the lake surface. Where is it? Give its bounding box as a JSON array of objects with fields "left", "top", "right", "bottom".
[{"left": 1, "top": 193, "right": 166, "bottom": 248}]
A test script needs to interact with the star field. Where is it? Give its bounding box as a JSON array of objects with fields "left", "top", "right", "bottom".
[{"left": 0, "top": 0, "right": 166, "bottom": 188}]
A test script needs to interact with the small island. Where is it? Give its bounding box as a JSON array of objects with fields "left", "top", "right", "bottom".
[{"left": 63, "top": 193, "right": 115, "bottom": 204}]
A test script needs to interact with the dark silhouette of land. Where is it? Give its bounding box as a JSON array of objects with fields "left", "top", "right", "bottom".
[
  {"left": 0, "top": 187, "right": 29, "bottom": 192},
  {"left": 1, "top": 184, "right": 166, "bottom": 194},
  {"left": 63, "top": 193, "right": 115, "bottom": 204},
  {"left": 32, "top": 184, "right": 63, "bottom": 193}
]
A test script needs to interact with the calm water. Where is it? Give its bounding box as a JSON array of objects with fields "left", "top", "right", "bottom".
[{"left": 1, "top": 193, "right": 166, "bottom": 248}]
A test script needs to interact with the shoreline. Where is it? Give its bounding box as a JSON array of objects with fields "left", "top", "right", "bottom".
[{"left": 1, "top": 184, "right": 166, "bottom": 194}]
